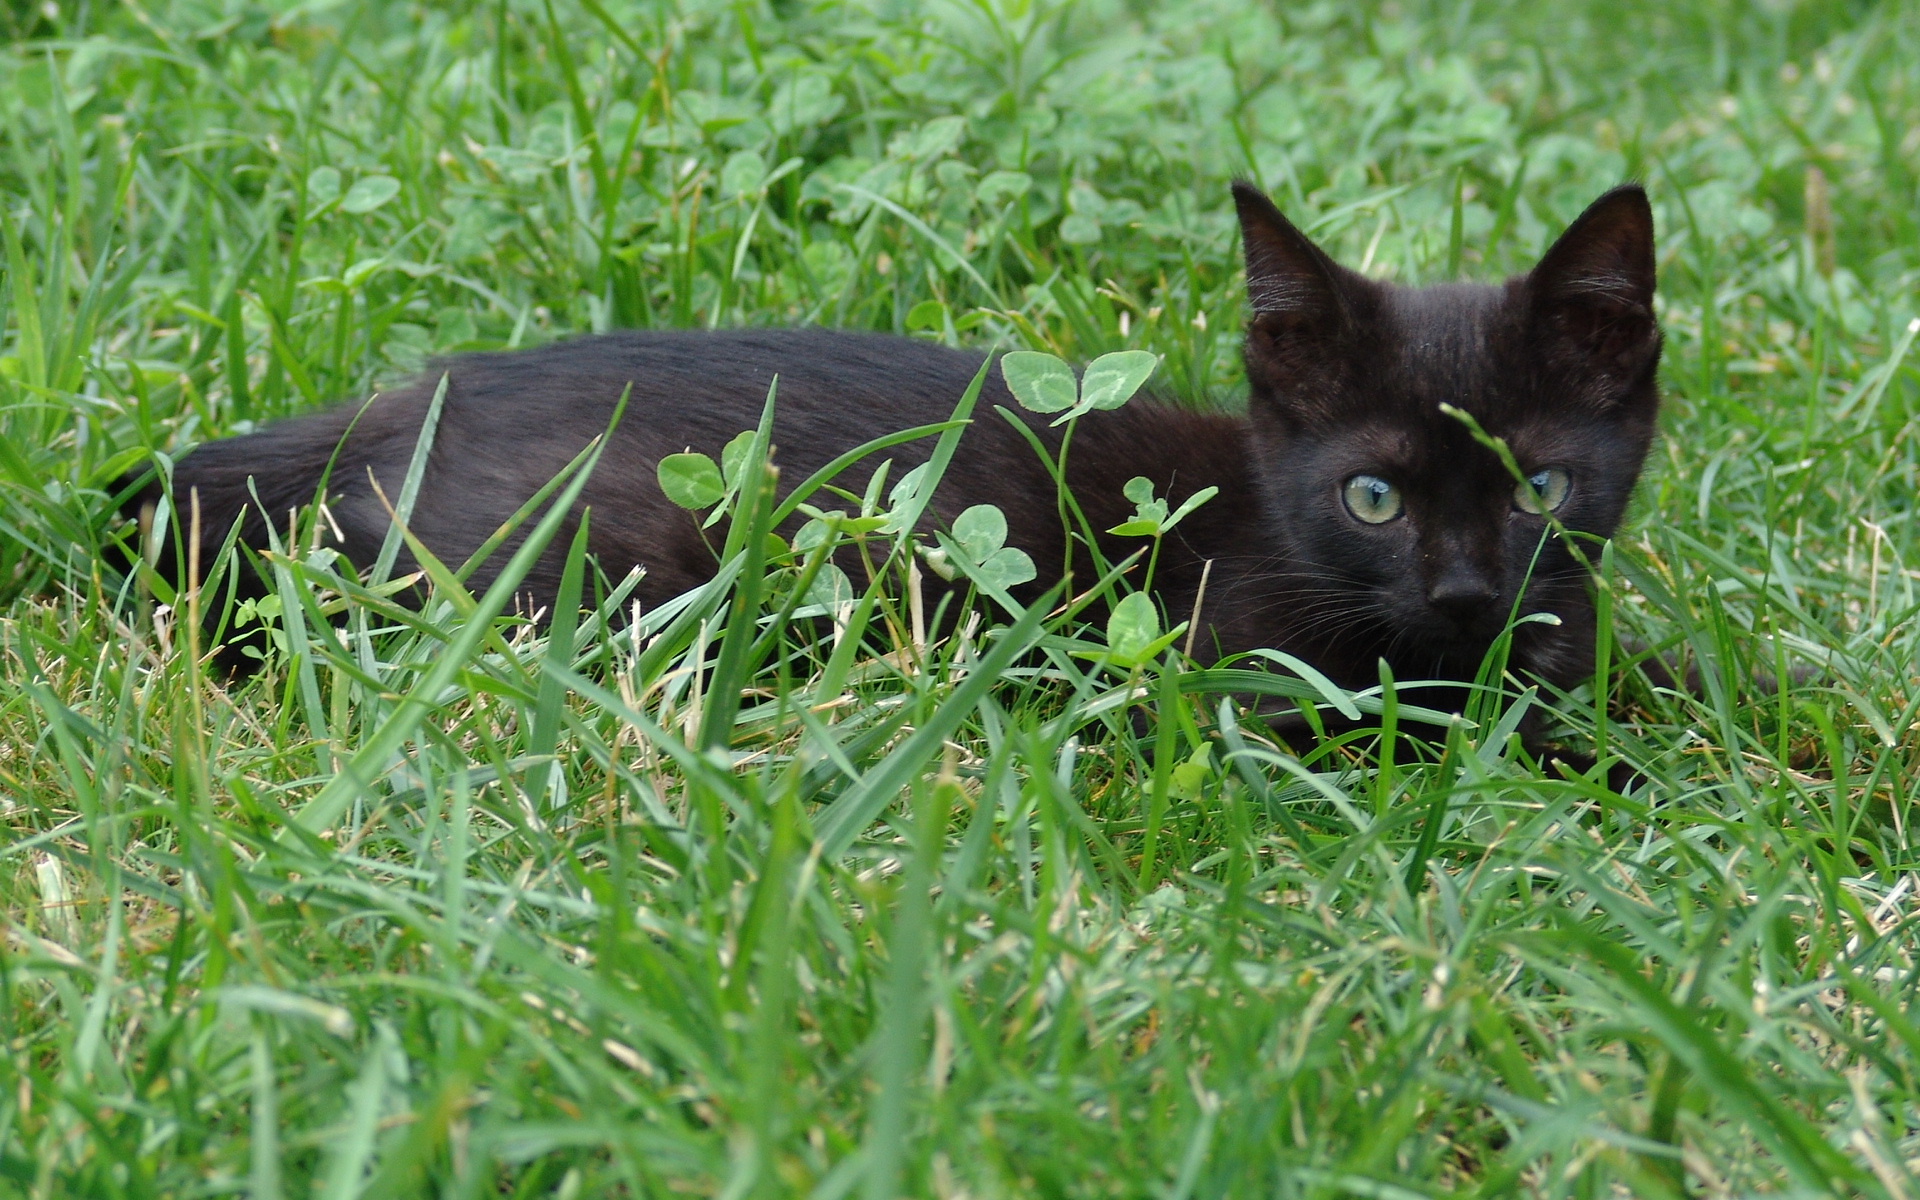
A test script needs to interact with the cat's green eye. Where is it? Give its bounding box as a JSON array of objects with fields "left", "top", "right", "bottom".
[
  {"left": 1514, "top": 466, "right": 1572, "bottom": 515},
  {"left": 1342, "top": 474, "right": 1403, "bottom": 524}
]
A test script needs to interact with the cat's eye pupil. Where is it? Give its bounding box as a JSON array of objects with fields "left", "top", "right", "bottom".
[
  {"left": 1514, "top": 466, "right": 1572, "bottom": 514},
  {"left": 1342, "top": 474, "right": 1403, "bottom": 524}
]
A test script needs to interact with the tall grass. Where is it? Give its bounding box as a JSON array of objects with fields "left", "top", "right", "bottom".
[{"left": 3, "top": 0, "right": 1919, "bottom": 1195}]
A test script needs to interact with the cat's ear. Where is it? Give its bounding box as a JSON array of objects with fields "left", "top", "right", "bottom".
[
  {"left": 1528, "top": 185, "right": 1660, "bottom": 390},
  {"left": 1233, "top": 182, "right": 1352, "bottom": 411},
  {"left": 1234, "top": 181, "right": 1345, "bottom": 326}
]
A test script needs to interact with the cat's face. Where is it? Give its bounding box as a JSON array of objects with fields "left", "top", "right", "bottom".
[{"left": 1232, "top": 183, "right": 1661, "bottom": 676}]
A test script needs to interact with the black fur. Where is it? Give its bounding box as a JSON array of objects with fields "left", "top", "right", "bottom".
[{"left": 126, "top": 182, "right": 1660, "bottom": 699}]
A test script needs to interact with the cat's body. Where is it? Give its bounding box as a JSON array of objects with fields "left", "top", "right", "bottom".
[
  {"left": 128, "top": 182, "right": 1661, "bottom": 701},
  {"left": 152, "top": 328, "right": 1261, "bottom": 648}
]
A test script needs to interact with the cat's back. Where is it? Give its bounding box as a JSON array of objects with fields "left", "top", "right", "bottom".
[
  {"left": 183, "top": 328, "right": 991, "bottom": 462},
  {"left": 449, "top": 326, "right": 984, "bottom": 392},
  {"left": 305, "top": 328, "right": 1007, "bottom": 491},
  {"left": 431, "top": 327, "right": 991, "bottom": 430},
  {"left": 156, "top": 328, "right": 1004, "bottom": 514}
]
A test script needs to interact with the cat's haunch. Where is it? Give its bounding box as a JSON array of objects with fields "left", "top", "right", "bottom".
[{"left": 121, "top": 182, "right": 1658, "bottom": 704}]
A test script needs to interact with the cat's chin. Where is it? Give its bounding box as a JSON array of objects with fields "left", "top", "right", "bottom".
[
  {"left": 1387, "top": 614, "right": 1507, "bottom": 658},
  {"left": 1390, "top": 610, "right": 1578, "bottom": 687},
  {"left": 1385, "top": 626, "right": 1518, "bottom": 682}
]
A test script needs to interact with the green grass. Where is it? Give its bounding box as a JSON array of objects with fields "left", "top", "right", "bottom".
[{"left": 4, "top": 0, "right": 1920, "bottom": 1194}]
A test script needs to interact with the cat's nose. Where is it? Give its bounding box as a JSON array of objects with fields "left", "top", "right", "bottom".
[{"left": 1426, "top": 569, "right": 1501, "bottom": 623}]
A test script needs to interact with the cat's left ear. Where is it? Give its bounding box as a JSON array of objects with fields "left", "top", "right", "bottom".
[{"left": 1528, "top": 185, "right": 1660, "bottom": 394}]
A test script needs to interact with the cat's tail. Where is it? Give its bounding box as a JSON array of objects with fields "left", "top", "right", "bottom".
[{"left": 113, "top": 409, "right": 361, "bottom": 616}]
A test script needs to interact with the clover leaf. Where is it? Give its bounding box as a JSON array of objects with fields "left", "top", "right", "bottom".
[{"left": 657, "top": 452, "right": 726, "bottom": 509}]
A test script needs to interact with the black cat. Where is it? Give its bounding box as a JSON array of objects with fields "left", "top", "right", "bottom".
[{"left": 126, "top": 181, "right": 1659, "bottom": 702}]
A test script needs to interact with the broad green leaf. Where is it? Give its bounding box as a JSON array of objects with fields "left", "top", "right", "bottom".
[
  {"left": 1058, "top": 213, "right": 1102, "bottom": 244},
  {"left": 889, "top": 463, "right": 929, "bottom": 507},
  {"left": 793, "top": 515, "right": 837, "bottom": 551},
  {"left": 657, "top": 453, "right": 725, "bottom": 509},
  {"left": 802, "top": 563, "right": 854, "bottom": 612},
  {"left": 974, "top": 169, "right": 1031, "bottom": 206},
  {"left": 1123, "top": 476, "right": 1156, "bottom": 504},
  {"left": 881, "top": 463, "right": 932, "bottom": 534},
  {"left": 720, "top": 429, "right": 756, "bottom": 486},
  {"left": 769, "top": 74, "right": 843, "bottom": 134},
  {"left": 340, "top": 175, "right": 400, "bottom": 214},
  {"left": 721, "top": 150, "right": 766, "bottom": 198},
  {"left": 974, "top": 546, "right": 1036, "bottom": 590},
  {"left": 899, "top": 114, "right": 966, "bottom": 160},
  {"left": 952, "top": 504, "right": 1008, "bottom": 561},
  {"left": 306, "top": 165, "right": 342, "bottom": 206},
  {"left": 906, "top": 299, "right": 947, "bottom": 331},
  {"left": 1001, "top": 351, "right": 1078, "bottom": 414},
  {"left": 1170, "top": 745, "right": 1215, "bottom": 800},
  {"left": 1079, "top": 350, "right": 1158, "bottom": 410},
  {"left": 1106, "top": 592, "right": 1162, "bottom": 664}
]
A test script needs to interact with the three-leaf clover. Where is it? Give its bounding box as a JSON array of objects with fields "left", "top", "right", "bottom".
[
  {"left": 924, "top": 503, "right": 1037, "bottom": 592},
  {"left": 1001, "top": 349, "right": 1158, "bottom": 424}
]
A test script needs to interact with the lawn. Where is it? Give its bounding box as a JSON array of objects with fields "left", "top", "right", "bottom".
[{"left": 3, "top": 0, "right": 1920, "bottom": 1195}]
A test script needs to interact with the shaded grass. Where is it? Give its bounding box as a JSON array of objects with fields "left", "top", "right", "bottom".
[{"left": 3, "top": 0, "right": 1920, "bottom": 1195}]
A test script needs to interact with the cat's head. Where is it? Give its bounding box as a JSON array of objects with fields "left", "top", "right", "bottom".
[{"left": 1230, "top": 181, "right": 1660, "bottom": 677}]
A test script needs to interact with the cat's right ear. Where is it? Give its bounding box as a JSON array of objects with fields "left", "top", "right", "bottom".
[{"left": 1233, "top": 182, "right": 1350, "bottom": 410}]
